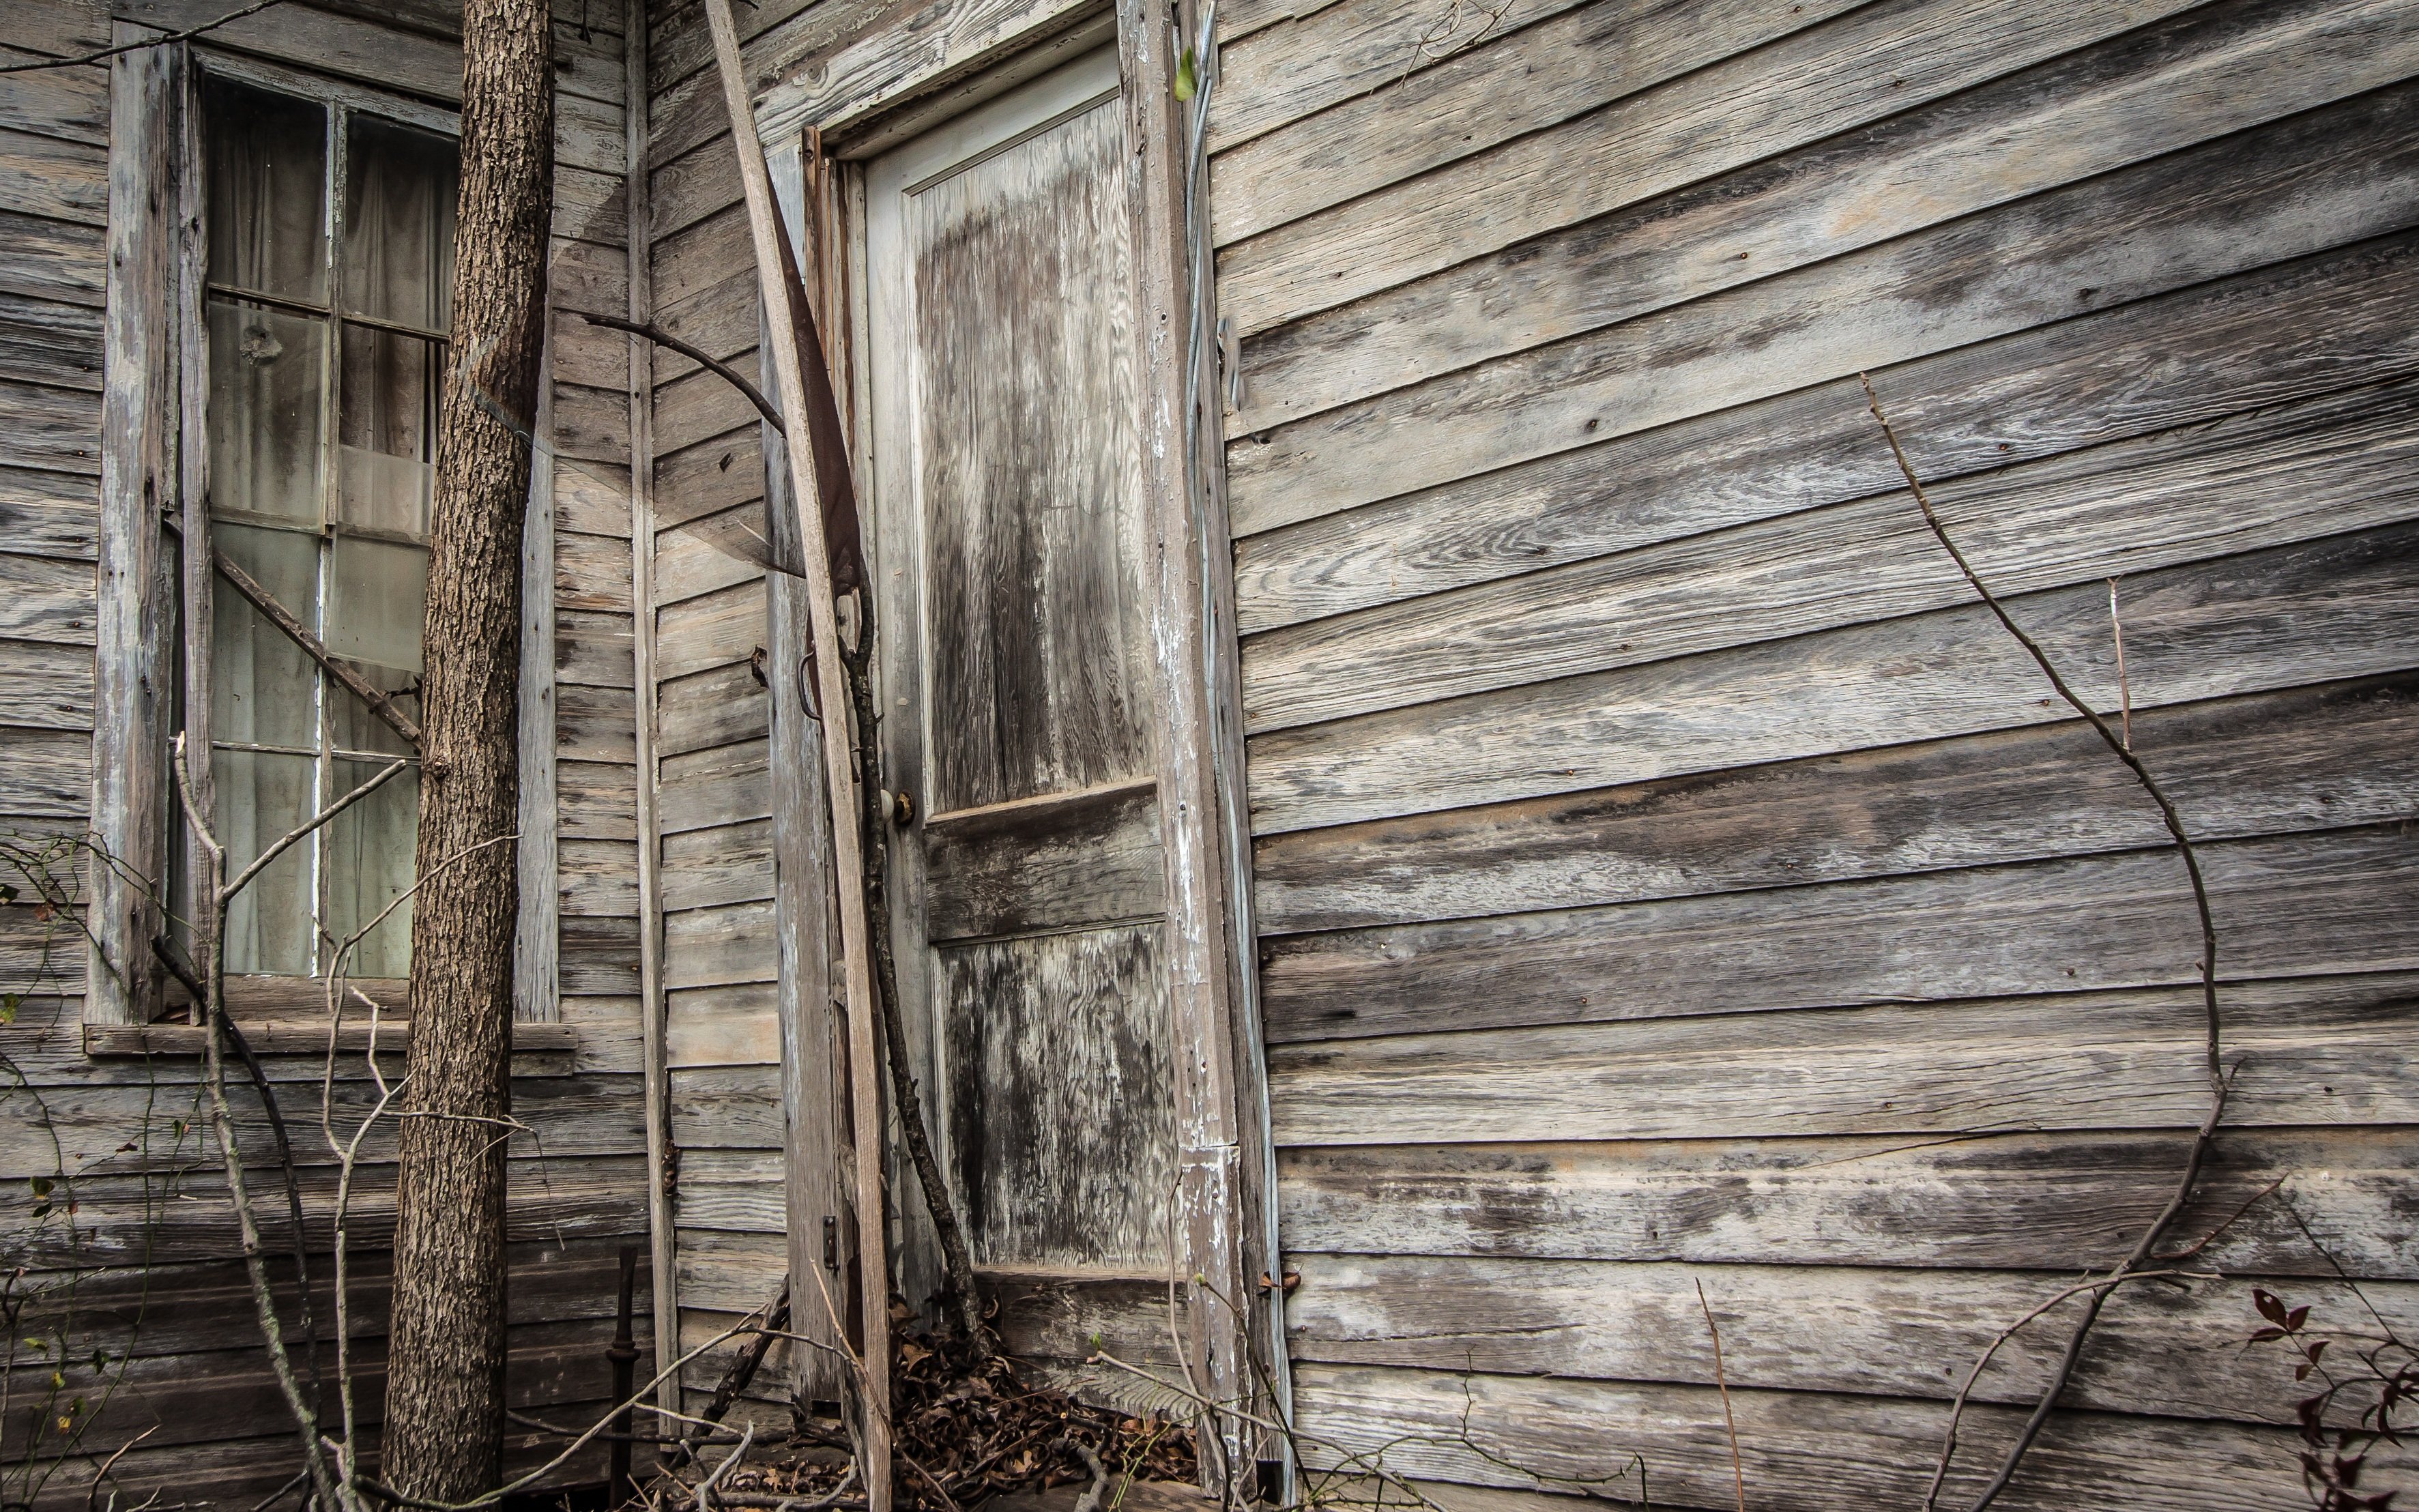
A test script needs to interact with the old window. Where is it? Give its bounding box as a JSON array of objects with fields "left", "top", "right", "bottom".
[{"left": 194, "top": 73, "right": 457, "bottom": 987}]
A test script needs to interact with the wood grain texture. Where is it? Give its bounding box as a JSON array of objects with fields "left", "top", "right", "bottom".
[
  {"left": 1275, "top": 1127, "right": 2419, "bottom": 1277},
  {"left": 1213, "top": 0, "right": 1858, "bottom": 247},
  {"left": 1265, "top": 970, "right": 2419, "bottom": 1145},
  {"left": 940, "top": 923, "right": 1178, "bottom": 1270},
  {"left": 1287, "top": 1255, "right": 2419, "bottom": 1425},
  {"left": 1245, "top": 375, "right": 2419, "bottom": 731},
  {"left": 655, "top": 658, "right": 768, "bottom": 755},
  {"left": 1244, "top": 519, "right": 2419, "bottom": 834},
  {"left": 749, "top": 0, "right": 1098, "bottom": 143},
  {"left": 1286, "top": 1363, "right": 2413, "bottom": 1512},
  {"left": 924, "top": 778, "right": 1164, "bottom": 942},
  {"left": 1225, "top": 80, "right": 2419, "bottom": 534},
  {"left": 1229, "top": 0, "right": 2419, "bottom": 435},
  {"left": 1254, "top": 673, "right": 2419, "bottom": 935},
  {"left": 0, "top": 636, "right": 93, "bottom": 729},
  {"left": 0, "top": 207, "right": 105, "bottom": 309},
  {"left": 1234, "top": 231, "right": 2419, "bottom": 631},
  {"left": 1262, "top": 823, "right": 2419, "bottom": 1044}
]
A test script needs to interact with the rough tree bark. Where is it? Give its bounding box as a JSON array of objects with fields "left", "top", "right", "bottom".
[{"left": 383, "top": 0, "right": 553, "bottom": 1496}]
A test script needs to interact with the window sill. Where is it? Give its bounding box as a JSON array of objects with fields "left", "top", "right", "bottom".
[{"left": 85, "top": 1019, "right": 580, "bottom": 1074}]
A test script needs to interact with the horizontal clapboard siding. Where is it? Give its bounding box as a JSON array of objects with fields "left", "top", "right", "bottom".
[
  {"left": 1216, "top": 0, "right": 2419, "bottom": 1504},
  {"left": 0, "top": 3, "right": 653, "bottom": 1502}
]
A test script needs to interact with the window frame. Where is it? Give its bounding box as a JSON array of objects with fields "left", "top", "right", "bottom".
[{"left": 88, "top": 35, "right": 559, "bottom": 1039}]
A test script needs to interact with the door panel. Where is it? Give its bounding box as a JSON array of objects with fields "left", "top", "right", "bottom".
[{"left": 867, "top": 48, "right": 1178, "bottom": 1290}]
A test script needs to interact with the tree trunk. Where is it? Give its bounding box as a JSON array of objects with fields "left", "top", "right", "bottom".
[{"left": 383, "top": 0, "right": 553, "bottom": 1496}]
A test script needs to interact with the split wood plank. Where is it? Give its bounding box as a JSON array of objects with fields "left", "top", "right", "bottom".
[
  {"left": 1215, "top": 0, "right": 2203, "bottom": 328},
  {"left": 1253, "top": 673, "right": 2419, "bottom": 935},
  {"left": 1234, "top": 231, "right": 2419, "bottom": 630},
  {"left": 1226, "top": 80, "right": 2419, "bottom": 534},
  {"left": 1286, "top": 1254, "right": 2419, "bottom": 1425},
  {"left": 1286, "top": 1363, "right": 2414, "bottom": 1512},
  {"left": 1274, "top": 1126, "right": 2419, "bottom": 1277},
  {"left": 1231, "top": 0, "right": 2419, "bottom": 434},
  {"left": 1264, "top": 969, "right": 2419, "bottom": 1144},
  {"left": 1245, "top": 376, "right": 2419, "bottom": 731},
  {"left": 1243, "top": 519, "right": 2419, "bottom": 834},
  {"left": 1215, "top": 0, "right": 1857, "bottom": 245},
  {"left": 1262, "top": 824, "right": 2419, "bottom": 1044}
]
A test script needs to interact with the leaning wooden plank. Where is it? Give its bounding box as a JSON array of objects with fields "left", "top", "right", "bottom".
[
  {"left": 1244, "top": 521, "right": 2419, "bottom": 834},
  {"left": 1234, "top": 0, "right": 2419, "bottom": 433},
  {"left": 1287, "top": 1255, "right": 2419, "bottom": 1426},
  {"left": 1275, "top": 1126, "right": 2419, "bottom": 1277},
  {"left": 1262, "top": 824, "right": 2419, "bottom": 1044},
  {"left": 1265, "top": 970, "right": 2419, "bottom": 1145},
  {"left": 1226, "top": 81, "right": 2419, "bottom": 534},
  {"left": 1215, "top": 0, "right": 2204, "bottom": 321},
  {"left": 1245, "top": 377, "right": 2419, "bottom": 731},
  {"left": 1254, "top": 673, "right": 2419, "bottom": 935},
  {"left": 1235, "top": 231, "right": 2419, "bottom": 630},
  {"left": 1286, "top": 1363, "right": 2413, "bottom": 1512},
  {"left": 1216, "top": 0, "right": 1858, "bottom": 243}
]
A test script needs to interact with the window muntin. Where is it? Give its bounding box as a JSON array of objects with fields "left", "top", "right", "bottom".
[{"left": 199, "top": 74, "right": 457, "bottom": 980}]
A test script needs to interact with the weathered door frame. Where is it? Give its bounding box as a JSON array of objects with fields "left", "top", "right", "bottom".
[{"left": 762, "top": 0, "right": 1282, "bottom": 1485}]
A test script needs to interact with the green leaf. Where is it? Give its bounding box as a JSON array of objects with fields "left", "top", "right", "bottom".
[
  {"left": 0, "top": 882, "right": 16, "bottom": 903},
  {"left": 1173, "top": 46, "right": 1198, "bottom": 102},
  {"left": 29, "top": 1176, "right": 51, "bottom": 1198}
]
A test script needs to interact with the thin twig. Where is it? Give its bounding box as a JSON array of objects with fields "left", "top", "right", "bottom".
[
  {"left": 0, "top": 0, "right": 283, "bottom": 72},
  {"left": 1694, "top": 1281, "right": 1745, "bottom": 1512},
  {"left": 212, "top": 549, "right": 420, "bottom": 748},
  {"left": 695, "top": 1421, "right": 755, "bottom": 1511},
  {"left": 222, "top": 757, "right": 408, "bottom": 905},
  {"left": 1864, "top": 375, "right": 2227, "bottom": 1512},
  {"left": 81, "top": 1423, "right": 156, "bottom": 1511},
  {"left": 2107, "top": 577, "right": 2132, "bottom": 751}
]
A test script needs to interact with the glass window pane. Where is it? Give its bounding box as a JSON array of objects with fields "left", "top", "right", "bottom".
[
  {"left": 326, "top": 536, "right": 427, "bottom": 676},
  {"left": 343, "top": 116, "right": 457, "bottom": 332},
  {"left": 330, "top": 663, "right": 419, "bottom": 759},
  {"left": 212, "top": 523, "right": 321, "bottom": 751},
  {"left": 203, "top": 76, "right": 328, "bottom": 304},
  {"left": 336, "top": 324, "right": 434, "bottom": 538},
  {"left": 324, "top": 759, "right": 416, "bottom": 978},
  {"left": 208, "top": 299, "right": 328, "bottom": 526},
  {"left": 214, "top": 749, "right": 317, "bottom": 977}
]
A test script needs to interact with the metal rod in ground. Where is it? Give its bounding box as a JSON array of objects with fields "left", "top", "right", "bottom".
[{"left": 608, "top": 1245, "right": 639, "bottom": 1503}]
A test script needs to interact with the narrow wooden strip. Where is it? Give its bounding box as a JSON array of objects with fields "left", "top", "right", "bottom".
[
  {"left": 1267, "top": 970, "right": 2419, "bottom": 1146},
  {"left": 1234, "top": 231, "right": 2419, "bottom": 632},
  {"left": 1230, "top": 0, "right": 2419, "bottom": 435},
  {"left": 1215, "top": 0, "right": 2201, "bottom": 325},
  {"left": 1287, "top": 1255, "right": 2419, "bottom": 1424},
  {"left": 1263, "top": 824, "right": 2419, "bottom": 1045},
  {"left": 1244, "top": 521, "right": 2419, "bottom": 834},
  {"left": 1287, "top": 1363, "right": 2389, "bottom": 1512},
  {"left": 1225, "top": 81, "right": 2419, "bottom": 536},
  {"left": 1213, "top": 0, "right": 1857, "bottom": 245},
  {"left": 1254, "top": 673, "right": 2419, "bottom": 935},
  {"left": 1275, "top": 1126, "right": 2419, "bottom": 1276}
]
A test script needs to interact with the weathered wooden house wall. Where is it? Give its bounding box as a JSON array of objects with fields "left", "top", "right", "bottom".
[
  {"left": 0, "top": 1, "right": 655, "bottom": 1501},
  {"left": 1215, "top": 0, "right": 2419, "bottom": 1506}
]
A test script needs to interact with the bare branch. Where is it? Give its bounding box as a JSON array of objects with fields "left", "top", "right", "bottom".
[
  {"left": 0, "top": 0, "right": 283, "bottom": 73},
  {"left": 581, "top": 312, "right": 783, "bottom": 433},
  {"left": 1695, "top": 1281, "right": 1745, "bottom": 1512},
  {"left": 1863, "top": 375, "right": 2228, "bottom": 1512},
  {"left": 222, "top": 757, "right": 409, "bottom": 905},
  {"left": 212, "top": 549, "right": 421, "bottom": 749}
]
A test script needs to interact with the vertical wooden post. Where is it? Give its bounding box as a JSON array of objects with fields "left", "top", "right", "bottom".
[
  {"left": 624, "top": 0, "right": 683, "bottom": 1421},
  {"left": 1114, "top": 0, "right": 1260, "bottom": 1492},
  {"left": 698, "top": 5, "right": 893, "bottom": 1502},
  {"left": 175, "top": 37, "right": 214, "bottom": 1021},
  {"left": 91, "top": 27, "right": 184, "bottom": 1028}
]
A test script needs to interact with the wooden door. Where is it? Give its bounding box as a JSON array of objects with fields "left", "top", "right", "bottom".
[{"left": 865, "top": 48, "right": 1180, "bottom": 1301}]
